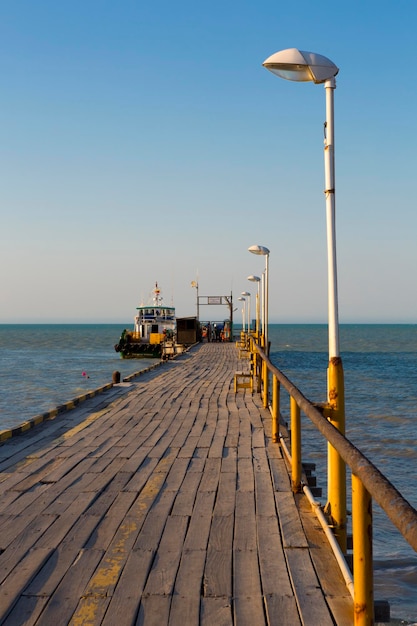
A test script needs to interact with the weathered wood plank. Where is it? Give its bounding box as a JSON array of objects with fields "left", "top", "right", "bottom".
[
  {"left": 136, "top": 595, "right": 172, "bottom": 626},
  {"left": 0, "top": 515, "right": 58, "bottom": 579},
  {"left": 199, "top": 457, "right": 221, "bottom": 492},
  {"left": 84, "top": 491, "right": 138, "bottom": 550},
  {"left": 207, "top": 515, "right": 234, "bottom": 552},
  {"left": 0, "top": 547, "right": 52, "bottom": 623},
  {"left": 204, "top": 547, "right": 232, "bottom": 598},
  {"left": 255, "top": 477, "right": 277, "bottom": 519},
  {"left": 31, "top": 548, "right": 105, "bottom": 626},
  {"left": 169, "top": 550, "right": 207, "bottom": 626},
  {"left": 101, "top": 549, "right": 154, "bottom": 626},
  {"left": 285, "top": 548, "right": 335, "bottom": 626},
  {"left": 122, "top": 457, "right": 160, "bottom": 492},
  {"left": 237, "top": 456, "right": 254, "bottom": 492},
  {"left": 24, "top": 546, "right": 83, "bottom": 598},
  {"left": 170, "top": 469, "right": 202, "bottom": 516},
  {"left": 1, "top": 594, "right": 48, "bottom": 626},
  {"left": 269, "top": 455, "right": 292, "bottom": 492},
  {"left": 200, "top": 597, "right": 233, "bottom": 626},
  {"left": 157, "top": 457, "right": 189, "bottom": 492},
  {"left": 3, "top": 483, "right": 50, "bottom": 516},
  {"left": 220, "top": 446, "right": 237, "bottom": 473},
  {"left": 183, "top": 491, "right": 216, "bottom": 551},
  {"left": 234, "top": 491, "right": 257, "bottom": 551},
  {"left": 142, "top": 515, "right": 189, "bottom": 596},
  {"left": 257, "top": 514, "right": 294, "bottom": 596},
  {"left": 213, "top": 470, "right": 236, "bottom": 516},
  {"left": 275, "top": 491, "right": 309, "bottom": 549},
  {"left": 264, "top": 594, "right": 301, "bottom": 626},
  {"left": 233, "top": 549, "right": 265, "bottom": 625}
]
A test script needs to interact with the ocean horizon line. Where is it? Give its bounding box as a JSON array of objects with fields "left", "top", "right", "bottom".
[{"left": 1, "top": 321, "right": 416, "bottom": 327}]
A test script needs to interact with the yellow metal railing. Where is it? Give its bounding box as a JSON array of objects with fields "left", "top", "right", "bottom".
[{"left": 238, "top": 334, "right": 417, "bottom": 626}]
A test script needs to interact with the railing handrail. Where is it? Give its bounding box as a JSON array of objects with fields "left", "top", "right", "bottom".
[{"left": 253, "top": 342, "right": 417, "bottom": 552}]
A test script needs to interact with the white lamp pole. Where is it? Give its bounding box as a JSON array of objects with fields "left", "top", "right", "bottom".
[
  {"left": 262, "top": 48, "right": 346, "bottom": 554},
  {"left": 191, "top": 280, "right": 199, "bottom": 320},
  {"left": 262, "top": 48, "right": 339, "bottom": 358},
  {"left": 237, "top": 297, "right": 246, "bottom": 331},
  {"left": 247, "top": 275, "right": 261, "bottom": 336},
  {"left": 241, "top": 291, "right": 251, "bottom": 333},
  {"left": 248, "top": 245, "right": 270, "bottom": 351},
  {"left": 261, "top": 272, "right": 265, "bottom": 341}
]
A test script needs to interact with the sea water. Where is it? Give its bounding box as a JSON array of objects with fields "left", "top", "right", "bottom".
[
  {"left": 0, "top": 323, "right": 416, "bottom": 623},
  {"left": 0, "top": 324, "right": 155, "bottom": 428}
]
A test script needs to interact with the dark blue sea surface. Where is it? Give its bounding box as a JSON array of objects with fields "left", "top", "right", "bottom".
[
  {"left": 0, "top": 324, "right": 154, "bottom": 427},
  {"left": 0, "top": 323, "right": 416, "bottom": 622}
]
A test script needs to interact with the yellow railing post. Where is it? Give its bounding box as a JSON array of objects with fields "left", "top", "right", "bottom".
[
  {"left": 352, "top": 474, "right": 374, "bottom": 626},
  {"left": 262, "top": 360, "right": 269, "bottom": 408},
  {"left": 290, "top": 397, "right": 302, "bottom": 493},
  {"left": 271, "top": 375, "right": 280, "bottom": 443},
  {"left": 325, "top": 356, "right": 347, "bottom": 552},
  {"left": 256, "top": 353, "right": 262, "bottom": 393}
]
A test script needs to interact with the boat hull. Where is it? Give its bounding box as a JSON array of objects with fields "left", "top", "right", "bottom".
[{"left": 114, "top": 337, "right": 163, "bottom": 359}]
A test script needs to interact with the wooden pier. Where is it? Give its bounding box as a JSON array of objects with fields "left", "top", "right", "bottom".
[{"left": 0, "top": 343, "right": 353, "bottom": 625}]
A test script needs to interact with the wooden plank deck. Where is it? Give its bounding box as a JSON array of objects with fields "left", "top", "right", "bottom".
[{"left": 0, "top": 343, "right": 353, "bottom": 625}]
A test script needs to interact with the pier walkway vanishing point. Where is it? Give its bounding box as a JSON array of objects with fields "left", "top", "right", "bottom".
[{"left": 0, "top": 343, "right": 353, "bottom": 625}]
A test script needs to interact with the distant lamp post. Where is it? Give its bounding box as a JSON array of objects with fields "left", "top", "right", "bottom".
[
  {"left": 241, "top": 291, "right": 251, "bottom": 333},
  {"left": 248, "top": 245, "right": 270, "bottom": 351},
  {"left": 191, "top": 280, "right": 199, "bottom": 320},
  {"left": 249, "top": 245, "right": 270, "bottom": 410},
  {"left": 237, "top": 297, "right": 246, "bottom": 331},
  {"left": 262, "top": 48, "right": 346, "bottom": 552},
  {"left": 247, "top": 275, "right": 261, "bottom": 337}
]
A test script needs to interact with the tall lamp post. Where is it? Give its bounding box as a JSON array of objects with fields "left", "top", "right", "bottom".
[
  {"left": 262, "top": 48, "right": 346, "bottom": 552},
  {"left": 191, "top": 280, "right": 199, "bottom": 320},
  {"left": 249, "top": 245, "right": 270, "bottom": 410},
  {"left": 237, "top": 297, "right": 246, "bottom": 332},
  {"left": 247, "top": 275, "right": 261, "bottom": 337},
  {"left": 241, "top": 291, "right": 251, "bottom": 333},
  {"left": 248, "top": 245, "right": 270, "bottom": 351}
]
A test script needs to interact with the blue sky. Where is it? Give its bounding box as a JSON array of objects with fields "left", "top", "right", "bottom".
[{"left": 1, "top": 0, "right": 416, "bottom": 323}]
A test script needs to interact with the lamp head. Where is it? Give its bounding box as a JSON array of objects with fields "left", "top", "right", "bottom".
[
  {"left": 263, "top": 48, "right": 338, "bottom": 84},
  {"left": 248, "top": 244, "right": 270, "bottom": 256},
  {"left": 241, "top": 291, "right": 250, "bottom": 297},
  {"left": 247, "top": 275, "right": 261, "bottom": 282}
]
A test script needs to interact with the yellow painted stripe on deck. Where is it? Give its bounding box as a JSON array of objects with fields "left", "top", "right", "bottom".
[
  {"left": 55, "top": 409, "right": 110, "bottom": 445},
  {"left": 70, "top": 472, "right": 165, "bottom": 625}
]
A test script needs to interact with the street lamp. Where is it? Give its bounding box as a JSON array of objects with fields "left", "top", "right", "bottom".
[
  {"left": 237, "top": 297, "right": 246, "bottom": 332},
  {"left": 263, "top": 48, "right": 346, "bottom": 551},
  {"left": 241, "top": 291, "right": 251, "bottom": 333},
  {"left": 247, "top": 275, "right": 261, "bottom": 337},
  {"left": 248, "top": 245, "right": 270, "bottom": 351},
  {"left": 191, "top": 280, "right": 199, "bottom": 320},
  {"left": 263, "top": 48, "right": 339, "bottom": 357}
]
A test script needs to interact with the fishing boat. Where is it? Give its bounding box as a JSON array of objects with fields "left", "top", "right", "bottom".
[{"left": 114, "top": 283, "right": 176, "bottom": 358}]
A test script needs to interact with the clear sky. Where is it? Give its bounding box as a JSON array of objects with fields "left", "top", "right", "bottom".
[{"left": 1, "top": 0, "right": 416, "bottom": 324}]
